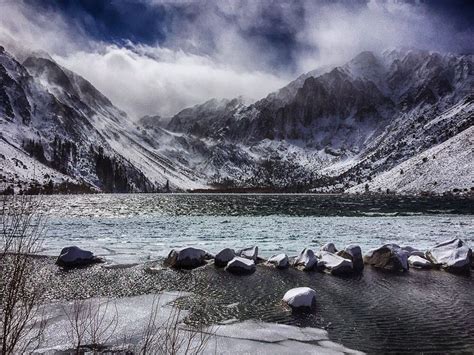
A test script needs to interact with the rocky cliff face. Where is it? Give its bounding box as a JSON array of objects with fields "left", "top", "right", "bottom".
[
  {"left": 0, "top": 46, "right": 472, "bottom": 193},
  {"left": 157, "top": 48, "right": 473, "bottom": 192}
]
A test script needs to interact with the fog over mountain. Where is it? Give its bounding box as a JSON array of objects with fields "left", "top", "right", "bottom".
[{"left": 0, "top": 0, "right": 473, "bottom": 118}]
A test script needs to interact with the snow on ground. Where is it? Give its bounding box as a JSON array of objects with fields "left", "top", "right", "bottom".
[
  {"left": 349, "top": 126, "right": 474, "bottom": 194},
  {"left": 0, "top": 136, "right": 76, "bottom": 189},
  {"left": 33, "top": 292, "right": 363, "bottom": 354}
]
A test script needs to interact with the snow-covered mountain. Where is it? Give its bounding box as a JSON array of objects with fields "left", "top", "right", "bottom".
[
  {"left": 155, "top": 48, "right": 473, "bottom": 193},
  {"left": 0, "top": 46, "right": 206, "bottom": 193},
  {"left": 0, "top": 45, "right": 472, "bottom": 194}
]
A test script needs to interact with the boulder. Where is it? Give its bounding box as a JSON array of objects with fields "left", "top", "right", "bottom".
[
  {"left": 164, "top": 247, "right": 207, "bottom": 269},
  {"left": 320, "top": 243, "right": 338, "bottom": 253},
  {"left": 425, "top": 238, "right": 472, "bottom": 274},
  {"left": 401, "top": 246, "right": 425, "bottom": 258},
  {"left": 282, "top": 287, "right": 316, "bottom": 310},
  {"left": 56, "top": 246, "right": 102, "bottom": 267},
  {"left": 318, "top": 251, "right": 354, "bottom": 275},
  {"left": 363, "top": 244, "right": 409, "bottom": 272},
  {"left": 215, "top": 248, "right": 236, "bottom": 267},
  {"left": 337, "top": 244, "right": 364, "bottom": 272},
  {"left": 293, "top": 248, "right": 318, "bottom": 271},
  {"left": 408, "top": 255, "right": 433, "bottom": 269},
  {"left": 266, "top": 254, "right": 289, "bottom": 269},
  {"left": 225, "top": 257, "right": 256, "bottom": 275},
  {"left": 239, "top": 246, "right": 258, "bottom": 262}
]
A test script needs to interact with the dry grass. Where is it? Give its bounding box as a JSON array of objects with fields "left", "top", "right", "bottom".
[{"left": 63, "top": 297, "right": 119, "bottom": 353}]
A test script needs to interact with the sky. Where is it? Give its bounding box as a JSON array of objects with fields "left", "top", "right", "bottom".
[{"left": 0, "top": 0, "right": 473, "bottom": 119}]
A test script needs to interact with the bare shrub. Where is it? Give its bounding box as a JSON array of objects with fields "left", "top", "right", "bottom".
[
  {"left": 138, "top": 295, "right": 214, "bottom": 355},
  {"left": 63, "top": 297, "right": 119, "bottom": 353},
  {"left": 0, "top": 195, "right": 47, "bottom": 353}
]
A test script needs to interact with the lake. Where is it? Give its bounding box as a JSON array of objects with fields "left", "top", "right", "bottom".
[
  {"left": 37, "top": 193, "right": 474, "bottom": 353},
  {"left": 40, "top": 193, "right": 473, "bottom": 263}
]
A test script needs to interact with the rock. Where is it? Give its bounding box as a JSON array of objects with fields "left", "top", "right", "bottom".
[
  {"left": 401, "top": 246, "right": 425, "bottom": 257},
  {"left": 282, "top": 287, "right": 316, "bottom": 310},
  {"left": 408, "top": 255, "right": 433, "bottom": 269},
  {"left": 293, "top": 248, "right": 318, "bottom": 271},
  {"left": 320, "top": 243, "right": 338, "bottom": 253},
  {"left": 214, "top": 248, "right": 236, "bottom": 267},
  {"left": 239, "top": 246, "right": 258, "bottom": 261},
  {"left": 318, "top": 251, "right": 354, "bottom": 275},
  {"left": 425, "top": 238, "right": 472, "bottom": 274},
  {"left": 266, "top": 254, "right": 289, "bottom": 269},
  {"left": 56, "top": 246, "right": 102, "bottom": 267},
  {"left": 363, "top": 244, "right": 409, "bottom": 272},
  {"left": 225, "top": 257, "right": 256, "bottom": 275},
  {"left": 337, "top": 244, "right": 364, "bottom": 272},
  {"left": 164, "top": 247, "right": 207, "bottom": 269}
]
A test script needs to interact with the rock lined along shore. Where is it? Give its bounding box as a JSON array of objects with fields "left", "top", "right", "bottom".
[
  {"left": 156, "top": 238, "right": 472, "bottom": 275},
  {"left": 57, "top": 238, "right": 473, "bottom": 275}
]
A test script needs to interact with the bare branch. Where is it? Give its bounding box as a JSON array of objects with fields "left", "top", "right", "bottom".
[{"left": 0, "top": 195, "right": 47, "bottom": 354}]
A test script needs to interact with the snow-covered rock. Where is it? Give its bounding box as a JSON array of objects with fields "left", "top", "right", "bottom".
[
  {"left": 401, "top": 246, "right": 425, "bottom": 258},
  {"left": 225, "top": 257, "right": 256, "bottom": 275},
  {"left": 318, "top": 252, "right": 354, "bottom": 275},
  {"left": 408, "top": 255, "right": 433, "bottom": 269},
  {"left": 214, "top": 248, "right": 236, "bottom": 267},
  {"left": 266, "top": 254, "right": 289, "bottom": 269},
  {"left": 425, "top": 239, "right": 472, "bottom": 274},
  {"left": 56, "top": 246, "right": 101, "bottom": 267},
  {"left": 165, "top": 247, "right": 207, "bottom": 269},
  {"left": 239, "top": 246, "right": 258, "bottom": 262},
  {"left": 321, "top": 243, "right": 338, "bottom": 253},
  {"left": 337, "top": 245, "right": 364, "bottom": 272},
  {"left": 282, "top": 287, "right": 317, "bottom": 310},
  {"left": 293, "top": 248, "right": 318, "bottom": 271},
  {"left": 363, "top": 244, "right": 409, "bottom": 272}
]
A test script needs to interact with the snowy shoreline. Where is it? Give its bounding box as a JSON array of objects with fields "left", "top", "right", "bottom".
[
  {"left": 10, "top": 241, "right": 474, "bottom": 354},
  {"left": 34, "top": 293, "right": 364, "bottom": 354},
  {"left": 18, "top": 255, "right": 365, "bottom": 354}
]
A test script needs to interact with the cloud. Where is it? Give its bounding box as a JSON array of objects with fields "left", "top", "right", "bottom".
[
  {"left": 54, "top": 44, "right": 288, "bottom": 118},
  {"left": 0, "top": 0, "right": 472, "bottom": 119},
  {"left": 295, "top": 0, "right": 474, "bottom": 71},
  {"left": 0, "top": 1, "right": 92, "bottom": 58}
]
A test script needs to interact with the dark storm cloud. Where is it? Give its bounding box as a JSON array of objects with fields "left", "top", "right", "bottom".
[
  {"left": 22, "top": 0, "right": 171, "bottom": 45},
  {"left": 422, "top": 0, "right": 474, "bottom": 31},
  {"left": 18, "top": 0, "right": 474, "bottom": 69},
  {"left": 17, "top": 0, "right": 369, "bottom": 72},
  {"left": 0, "top": 0, "right": 472, "bottom": 118}
]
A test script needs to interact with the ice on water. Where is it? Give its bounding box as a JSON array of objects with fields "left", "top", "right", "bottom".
[{"left": 38, "top": 194, "right": 473, "bottom": 264}]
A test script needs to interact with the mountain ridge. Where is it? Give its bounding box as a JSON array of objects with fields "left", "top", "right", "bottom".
[{"left": 0, "top": 45, "right": 472, "bottom": 194}]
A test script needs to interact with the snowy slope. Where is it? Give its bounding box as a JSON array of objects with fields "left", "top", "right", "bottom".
[
  {"left": 348, "top": 125, "right": 474, "bottom": 194},
  {"left": 0, "top": 137, "right": 76, "bottom": 190}
]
